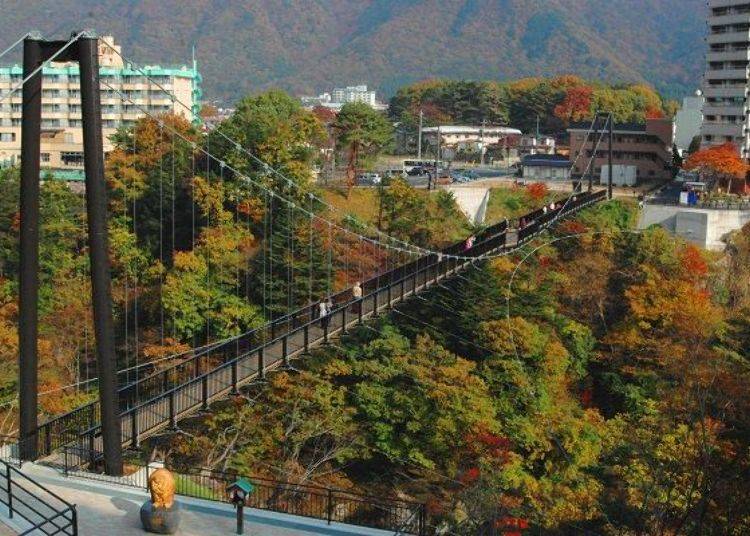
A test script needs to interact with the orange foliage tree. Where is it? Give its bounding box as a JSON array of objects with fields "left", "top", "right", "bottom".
[
  {"left": 553, "top": 86, "right": 593, "bottom": 125},
  {"left": 526, "top": 182, "right": 548, "bottom": 201},
  {"left": 684, "top": 142, "right": 749, "bottom": 194}
]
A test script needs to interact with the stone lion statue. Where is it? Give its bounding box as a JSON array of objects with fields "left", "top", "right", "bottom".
[{"left": 148, "top": 468, "right": 176, "bottom": 509}]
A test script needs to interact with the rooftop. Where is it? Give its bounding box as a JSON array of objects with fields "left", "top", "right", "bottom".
[
  {"left": 522, "top": 154, "right": 571, "bottom": 167},
  {"left": 422, "top": 125, "right": 522, "bottom": 135}
]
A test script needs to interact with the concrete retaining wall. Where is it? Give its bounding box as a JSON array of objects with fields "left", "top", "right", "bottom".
[{"left": 639, "top": 204, "right": 750, "bottom": 250}]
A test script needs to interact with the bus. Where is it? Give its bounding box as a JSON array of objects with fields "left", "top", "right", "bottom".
[{"left": 403, "top": 159, "right": 444, "bottom": 174}]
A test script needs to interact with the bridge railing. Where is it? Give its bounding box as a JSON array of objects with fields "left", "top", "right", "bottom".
[
  {"left": 33, "top": 190, "right": 606, "bottom": 458},
  {"left": 62, "top": 446, "right": 426, "bottom": 535},
  {"left": 0, "top": 458, "right": 78, "bottom": 535}
]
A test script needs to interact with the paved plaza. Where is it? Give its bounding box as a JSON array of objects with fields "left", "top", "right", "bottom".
[{"left": 0, "top": 463, "right": 392, "bottom": 536}]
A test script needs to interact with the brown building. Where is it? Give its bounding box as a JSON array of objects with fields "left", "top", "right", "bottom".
[{"left": 568, "top": 118, "right": 675, "bottom": 183}]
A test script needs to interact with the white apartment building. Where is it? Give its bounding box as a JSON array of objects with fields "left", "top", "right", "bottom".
[
  {"left": 700, "top": 0, "right": 750, "bottom": 158},
  {"left": 676, "top": 92, "right": 705, "bottom": 152},
  {"left": 331, "top": 85, "right": 376, "bottom": 106},
  {"left": 0, "top": 36, "right": 202, "bottom": 179},
  {"left": 421, "top": 125, "right": 522, "bottom": 151}
]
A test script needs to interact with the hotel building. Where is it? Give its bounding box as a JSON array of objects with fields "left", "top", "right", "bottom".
[{"left": 0, "top": 36, "right": 202, "bottom": 180}]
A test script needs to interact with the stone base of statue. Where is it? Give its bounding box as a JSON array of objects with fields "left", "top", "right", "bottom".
[{"left": 140, "top": 500, "right": 181, "bottom": 534}]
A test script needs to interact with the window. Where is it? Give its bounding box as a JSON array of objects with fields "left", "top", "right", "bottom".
[
  {"left": 64, "top": 133, "right": 74, "bottom": 143},
  {"left": 40, "top": 153, "right": 50, "bottom": 163},
  {"left": 0, "top": 133, "right": 15, "bottom": 142},
  {"left": 61, "top": 151, "right": 83, "bottom": 165}
]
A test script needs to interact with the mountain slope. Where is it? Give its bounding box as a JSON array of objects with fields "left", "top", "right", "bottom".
[{"left": 0, "top": 0, "right": 706, "bottom": 102}]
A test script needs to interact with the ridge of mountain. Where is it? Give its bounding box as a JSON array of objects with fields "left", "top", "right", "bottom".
[{"left": 0, "top": 0, "right": 707, "bottom": 102}]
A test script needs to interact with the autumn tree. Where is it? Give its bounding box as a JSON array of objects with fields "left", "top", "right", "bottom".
[
  {"left": 684, "top": 142, "right": 749, "bottom": 193},
  {"left": 553, "top": 85, "right": 593, "bottom": 125}
]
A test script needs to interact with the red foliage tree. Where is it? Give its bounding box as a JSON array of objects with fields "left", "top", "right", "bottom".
[
  {"left": 684, "top": 142, "right": 749, "bottom": 194},
  {"left": 526, "top": 182, "right": 548, "bottom": 201},
  {"left": 553, "top": 86, "right": 593, "bottom": 124},
  {"left": 312, "top": 105, "right": 337, "bottom": 125},
  {"left": 645, "top": 105, "right": 665, "bottom": 119},
  {"left": 680, "top": 244, "right": 708, "bottom": 279}
]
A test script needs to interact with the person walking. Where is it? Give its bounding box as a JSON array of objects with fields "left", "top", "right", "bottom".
[
  {"left": 464, "top": 235, "right": 475, "bottom": 251},
  {"left": 352, "top": 281, "right": 363, "bottom": 314},
  {"left": 319, "top": 299, "right": 330, "bottom": 331}
]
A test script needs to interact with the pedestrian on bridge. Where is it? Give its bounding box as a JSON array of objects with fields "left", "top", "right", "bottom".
[
  {"left": 352, "top": 282, "right": 363, "bottom": 314},
  {"left": 320, "top": 298, "right": 332, "bottom": 331},
  {"left": 464, "top": 235, "right": 475, "bottom": 251}
]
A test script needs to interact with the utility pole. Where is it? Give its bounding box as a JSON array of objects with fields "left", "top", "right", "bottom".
[
  {"left": 504, "top": 134, "right": 509, "bottom": 173},
  {"left": 480, "top": 118, "right": 485, "bottom": 166},
  {"left": 417, "top": 108, "right": 423, "bottom": 159},
  {"left": 432, "top": 126, "right": 440, "bottom": 191},
  {"left": 607, "top": 112, "right": 613, "bottom": 200}
]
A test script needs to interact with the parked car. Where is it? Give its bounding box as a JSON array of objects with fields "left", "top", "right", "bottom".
[
  {"left": 356, "top": 172, "right": 382, "bottom": 186},
  {"left": 450, "top": 170, "right": 471, "bottom": 183}
]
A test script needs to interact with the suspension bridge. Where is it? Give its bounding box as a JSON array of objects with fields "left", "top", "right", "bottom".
[{"left": 0, "top": 30, "right": 612, "bottom": 479}]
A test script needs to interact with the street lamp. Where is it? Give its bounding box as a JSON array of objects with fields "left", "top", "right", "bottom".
[{"left": 227, "top": 478, "right": 255, "bottom": 535}]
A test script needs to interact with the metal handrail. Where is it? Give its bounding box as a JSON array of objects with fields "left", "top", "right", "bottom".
[
  {"left": 62, "top": 446, "right": 423, "bottom": 534},
  {"left": 0, "top": 458, "right": 77, "bottom": 535}
]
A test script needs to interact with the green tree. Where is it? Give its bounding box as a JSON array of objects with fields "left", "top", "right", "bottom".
[
  {"left": 333, "top": 102, "right": 393, "bottom": 197},
  {"left": 210, "top": 90, "right": 325, "bottom": 204}
]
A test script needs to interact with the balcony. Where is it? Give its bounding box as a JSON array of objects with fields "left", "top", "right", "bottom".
[
  {"left": 701, "top": 121, "right": 745, "bottom": 137},
  {"left": 703, "top": 104, "right": 746, "bottom": 116},
  {"left": 708, "top": 30, "right": 750, "bottom": 44},
  {"left": 710, "top": 13, "right": 750, "bottom": 26},
  {"left": 706, "top": 68, "right": 749, "bottom": 80},
  {"left": 702, "top": 85, "right": 748, "bottom": 98},
  {"left": 707, "top": 49, "right": 750, "bottom": 62}
]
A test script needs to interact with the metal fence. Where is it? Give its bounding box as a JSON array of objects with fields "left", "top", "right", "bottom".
[
  {"left": 29, "top": 189, "right": 606, "bottom": 459},
  {"left": 645, "top": 197, "right": 750, "bottom": 211},
  {"left": 0, "top": 459, "right": 77, "bottom": 535},
  {"left": 62, "top": 446, "right": 425, "bottom": 535}
]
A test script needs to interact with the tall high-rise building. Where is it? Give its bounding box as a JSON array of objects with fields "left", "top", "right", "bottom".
[
  {"left": 0, "top": 36, "right": 202, "bottom": 179},
  {"left": 700, "top": 0, "right": 750, "bottom": 158}
]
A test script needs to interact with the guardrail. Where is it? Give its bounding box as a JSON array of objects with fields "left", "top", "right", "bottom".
[
  {"left": 30, "top": 189, "right": 606, "bottom": 459},
  {"left": 62, "top": 446, "right": 424, "bottom": 535},
  {"left": 645, "top": 197, "right": 750, "bottom": 210},
  {"left": 0, "top": 459, "right": 77, "bottom": 535}
]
